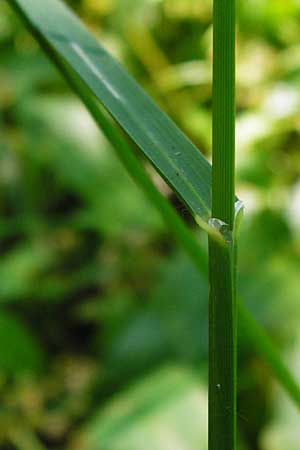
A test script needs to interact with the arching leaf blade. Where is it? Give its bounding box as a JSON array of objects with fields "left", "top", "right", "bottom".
[{"left": 10, "top": 0, "right": 211, "bottom": 221}]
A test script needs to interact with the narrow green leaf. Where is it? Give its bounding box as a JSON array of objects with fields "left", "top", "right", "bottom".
[{"left": 9, "top": 0, "right": 211, "bottom": 222}]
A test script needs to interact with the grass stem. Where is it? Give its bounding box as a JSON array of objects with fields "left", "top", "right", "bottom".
[{"left": 209, "top": 1, "right": 237, "bottom": 449}]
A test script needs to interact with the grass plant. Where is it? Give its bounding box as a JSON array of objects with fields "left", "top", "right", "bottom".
[{"left": 8, "top": 0, "right": 300, "bottom": 447}]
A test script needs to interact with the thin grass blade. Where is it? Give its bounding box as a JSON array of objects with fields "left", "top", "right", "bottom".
[{"left": 9, "top": 0, "right": 211, "bottom": 221}]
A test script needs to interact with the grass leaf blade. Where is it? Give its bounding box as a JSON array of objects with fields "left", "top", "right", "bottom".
[{"left": 9, "top": 0, "right": 211, "bottom": 221}]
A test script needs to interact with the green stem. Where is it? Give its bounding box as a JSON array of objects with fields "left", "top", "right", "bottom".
[
  {"left": 209, "top": 235, "right": 236, "bottom": 449},
  {"left": 212, "top": 0, "right": 236, "bottom": 228},
  {"left": 209, "top": 1, "right": 237, "bottom": 449}
]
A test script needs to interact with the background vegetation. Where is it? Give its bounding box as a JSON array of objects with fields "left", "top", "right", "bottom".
[{"left": 0, "top": 0, "right": 300, "bottom": 448}]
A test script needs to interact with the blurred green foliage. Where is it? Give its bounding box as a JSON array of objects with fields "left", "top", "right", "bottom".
[{"left": 0, "top": 0, "right": 300, "bottom": 449}]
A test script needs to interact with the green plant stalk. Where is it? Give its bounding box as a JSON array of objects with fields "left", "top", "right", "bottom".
[
  {"left": 209, "top": 1, "right": 237, "bottom": 449},
  {"left": 209, "top": 236, "right": 236, "bottom": 449},
  {"left": 212, "top": 0, "right": 236, "bottom": 227},
  {"left": 9, "top": 0, "right": 300, "bottom": 414}
]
